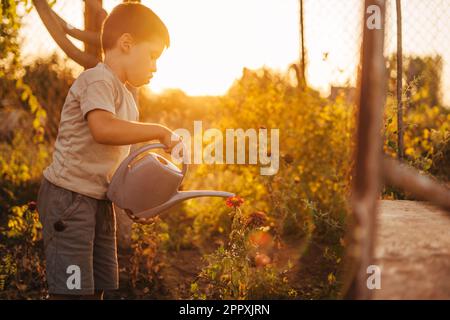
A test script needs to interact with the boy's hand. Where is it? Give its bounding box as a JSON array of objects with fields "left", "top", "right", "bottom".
[{"left": 159, "top": 128, "right": 183, "bottom": 154}]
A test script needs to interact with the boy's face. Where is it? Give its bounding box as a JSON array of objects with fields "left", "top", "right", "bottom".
[{"left": 122, "top": 37, "right": 166, "bottom": 87}]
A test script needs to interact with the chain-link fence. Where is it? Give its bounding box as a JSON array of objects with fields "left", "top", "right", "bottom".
[
  {"left": 346, "top": 0, "right": 450, "bottom": 299},
  {"left": 301, "top": 0, "right": 363, "bottom": 102},
  {"left": 19, "top": 0, "right": 450, "bottom": 107},
  {"left": 300, "top": 0, "right": 450, "bottom": 107}
]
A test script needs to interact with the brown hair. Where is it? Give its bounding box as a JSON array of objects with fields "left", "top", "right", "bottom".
[{"left": 101, "top": 3, "right": 170, "bottom": 52}]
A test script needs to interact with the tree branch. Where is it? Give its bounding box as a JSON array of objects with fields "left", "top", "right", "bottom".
[
  {"left": 51, "top": 10, "right": 101, "bottom": 47},
  {"left": 32, "top": 0, "right": 99, "bottom": 68}
]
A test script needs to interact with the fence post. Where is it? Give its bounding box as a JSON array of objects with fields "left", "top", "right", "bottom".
[
  {"left": 345, "top": 0, "right": 387, "bottom": 300},
  {"left": 396, "top": 0, "right": 404, "bottom": 160},
  {"left": 299, "top": 0, "right": 307, "bottom": 89}
]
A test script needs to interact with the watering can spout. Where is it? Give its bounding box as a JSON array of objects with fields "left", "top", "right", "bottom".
[
  {"left": 177, "top": 190, "right": 235, "bottom": 201},
  {"left": 135, "top": 190, "right": 235, "bottom": 220}
]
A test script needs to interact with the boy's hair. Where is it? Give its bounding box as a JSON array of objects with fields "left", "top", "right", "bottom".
[{"left": 101, "top": 3, "right": 170, "bottom": 53}]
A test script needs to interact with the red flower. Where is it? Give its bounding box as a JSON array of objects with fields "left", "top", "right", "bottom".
[{"left": 225, "top": 196, "right": 244, "bottom": 208}]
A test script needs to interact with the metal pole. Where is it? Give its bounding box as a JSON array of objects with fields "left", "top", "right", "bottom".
[
  {"left": 396, "top": 0, "right": 404, "bottom": 160},
  {"left": 382, "top": 156, "right": 450, "bottom": 212},
  {"left": 299, "top": 0, "right": 306, "bottom": 89},
  {"left": 345, "top": 0, "right": 386, "bottom": 300}
]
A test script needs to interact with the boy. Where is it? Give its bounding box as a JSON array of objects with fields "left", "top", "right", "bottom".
[{"left": 36, "top": 3, "right": 179, "bottom": 300}]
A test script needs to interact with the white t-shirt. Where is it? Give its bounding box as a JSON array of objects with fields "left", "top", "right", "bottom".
[{"left": 44, "top": 62, "right": 139, "bottom": 200}]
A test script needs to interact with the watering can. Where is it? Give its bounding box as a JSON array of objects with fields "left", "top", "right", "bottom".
[{"left": 107, "top": 143, "right": 234, "bottom": 220}]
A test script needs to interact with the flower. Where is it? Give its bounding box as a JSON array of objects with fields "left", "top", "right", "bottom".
[
  {"left": 327, "top": 273, "right": 336, "bottom": 285},
  {"left": 244, "top": 211, "right": 267, "bottom": 229},
  {"left": 27, "top": 201, "right": 37, "bottom": 211},
  {"left": 248, "top": 230, "right": 273, "bottom": 250},
  {"left": 283, "top": 153, "right": 294, "bottom": 164},
  {"left": 225, "top": 196, "right": 244, "bottom": 208},
  {"left": 255, "top": 253, "right": 271, "bottom": 268}
]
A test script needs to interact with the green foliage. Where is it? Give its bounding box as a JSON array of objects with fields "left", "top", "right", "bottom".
[
  {"left": 429, "top": 129, "right": 450, "bottom": 180},
  {"left": 387, "top": 54, "right": 444, "bottom": 109},
  {"left": 3, "top": 203, "right": 41, "bottom": 241},
  {"left": 1, "top": 0, "right": 50, "bottom": 214},
  {"left": 133, "top": 68, "right": 354, "bottom": 299},
  {"left": 1, "top": 0, "right": 22, "bottom": 75},
  {"left": 384, "top": 78, "right": 450, "bottom": 192},
  {"left": 126, "top": 219, "right": 170, "bottom": 297},
  {"left": 383, "top": 55, "right": 450, "bottom": 198},
  {"left": 0, "top": 203, "right": 46, "bottom": 299},
  {"left": 1, "top": 1, "right": 48, "bottom": 145},
  {"left": 182, "top": 68, "right": 353, "bottom": 251},
  {"left": 22, "top": 54, "right": 75, "bottom": 141},
  {"left": 0, "top": 0, "right": 54, "bottom": 299},
  {"left": 192, "top": 206, "right": 297, "bottom": 300}
]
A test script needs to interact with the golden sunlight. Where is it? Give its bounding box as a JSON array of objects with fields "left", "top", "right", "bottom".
[{"left": 20, "top": 0, "right": 450, "bottom": 102}]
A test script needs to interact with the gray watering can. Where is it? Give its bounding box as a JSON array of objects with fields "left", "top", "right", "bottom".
[{"left": 107, "top": 143, "right": 234, "bottom": 220}]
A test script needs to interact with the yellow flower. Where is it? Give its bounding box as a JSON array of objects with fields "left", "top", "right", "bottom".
[
  {"left": 405, "top": 147, "right": 415, "bottom": 156},
  {"left": 327, "top": 273, "right": 336, "bottom": 285}
]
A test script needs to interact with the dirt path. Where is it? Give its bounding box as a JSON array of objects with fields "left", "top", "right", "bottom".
[{"left": 373, "top": 200, "right": 450, "bottom": 299}]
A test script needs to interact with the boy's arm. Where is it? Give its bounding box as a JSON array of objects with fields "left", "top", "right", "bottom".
[{"left": 86, "top": 109, "right": 179, "bottom": 152}]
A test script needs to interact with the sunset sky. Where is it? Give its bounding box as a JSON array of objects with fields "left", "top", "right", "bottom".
[{"left": 20, "top": 0, "right": 450, "bottom": 104}]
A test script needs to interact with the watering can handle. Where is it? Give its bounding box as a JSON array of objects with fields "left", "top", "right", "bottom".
[{"left": 123, "top": 142, "right": 188, "bottom": 176}]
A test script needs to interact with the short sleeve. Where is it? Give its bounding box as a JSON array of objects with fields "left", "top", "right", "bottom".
[{"left": 80, "top": 80, "right": 116, "bottom": 120}]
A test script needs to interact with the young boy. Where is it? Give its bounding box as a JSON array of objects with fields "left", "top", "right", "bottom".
[{"left": 36, "top": 3, "right": 179, "bottom": 300}]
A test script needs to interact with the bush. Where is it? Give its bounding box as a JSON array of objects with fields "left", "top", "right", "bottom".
[{"left": 192, "top": 201, "right": 297, "bottom": 300}]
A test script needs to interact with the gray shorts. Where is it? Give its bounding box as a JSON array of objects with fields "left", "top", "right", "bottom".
[{"left": 36, "top": 177, "right": 119, "bottom": 295}]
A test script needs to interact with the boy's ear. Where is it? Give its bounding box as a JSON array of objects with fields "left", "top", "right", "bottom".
[{"left": 118, "top": 33, "right": 134, "bottom": 53}]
